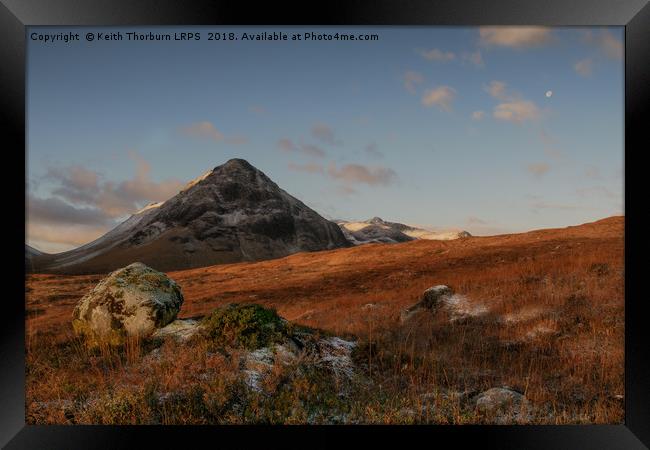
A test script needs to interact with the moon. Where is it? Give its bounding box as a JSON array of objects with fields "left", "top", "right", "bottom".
[{"left": 545, "top": 90, "right": 553, "bottom": 98}]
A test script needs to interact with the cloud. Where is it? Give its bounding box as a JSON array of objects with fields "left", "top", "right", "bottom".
[
  {"left": 494, "top": 100, "right": 541, "bottom": 123},
  {"left": 421, "top": 86, "right": 456, "bottom": 111},
  {"left": 403, "top": 70, "right": 424, "bottom": 94},
  {"left": 462, "top": 50, "right": 484, "bottom": 67},
  {"left": 327, "top": 163, "right": 397, "bottom": 186},
  {"left": 484, "top": 80, "right": 510, "bottom": 101},
  {"left": 300, "top": 144, "right": 327, "bottom": 158},
  {"left": 336, "top": 185, "right": 357, "bottom": 196},
  {"left": 311, "top": 123, "right": 342, "bottom": 146},
  {"left": 249, "top": 105, "right": 267, "bottom": 114},
  {"left": 38, "top": 152, "right": 185, "bottom": 219},
  {"left": 484, "top": 81, "right": 542, "bottom": 123},
  {"left": 27, "top": 154, "right": 190, "bottom": 252},
  {"left": 419, "top": 48, "right": 456, "bottom": 61},
  {"left": 277, "top": 138, "right": 326, "bottom": 158},
  {"left": 45, "top": 165, "right": 100, "bottom": 205},
  {"left": 180, "top": 121, "right": 224, "bottom": 141},
  {"left": 364, "top": 142, "right": 383, "bottom": 159},
  {"left": 27, "top": 223, "right": 113, "bottom": 253},
  {"left": 584, "top": 165, "right": 602, "bottom": 179},
  {"left": 526, "top": 162, "right": 551, "bottom": 178},
  {"left": 287, "top": 162, "right": 325, "bottom": 174},
  {"left": 479, "top": 26, "right": 553, "bottom": 48},
  {"left": 466, "top": 216, "right": 487, "bottom": 225},
  {"left": 583, "top": 29, "right": 623, "bottom": 60},
  {"left": 471, "top": 110, "right": 486, "bottom": 120},
  {"left": 574, "top": 58, "right": 593, "bottom": 77},
  {"left": 28, "top": 195, "right": 112, "bottom": 227},
  {"left": 277, "top": 138, "right": 296, "bottom": 152}
]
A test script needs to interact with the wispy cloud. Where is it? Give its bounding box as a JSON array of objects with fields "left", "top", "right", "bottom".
[
  {"left": 466, "top": 216, "right": 487, "bottom": 225},
  {"left": 421, "top": 86, "right": 456, "bottom": 111},
  {"left": 179, "top": 121, "right": 224, "bottom": 141},
  {"left": 299, "top": 143, "right": 327, "bottom": 158},
  {"left": 527, "top": 162, "right": 550, "bottom": 178},
  {"left": 479, "top": 26, "right": 554, "bottom": 48},
  {"left": 28, "top": 152, "right": 186, "bottom": 252},
  {"left": 287, "top": 162, "right": 325, "bottom": 174},
  {"left": 45, "top": 152, "right": 184, "bottom": 218},
  {"left": 311, "top": 123, "right": 342, "bottom": 146},
  {"left": 583, "top": 29, "right": 623, "bottom": 60},
  {"left": 485, "top": 81, "right": 542, "bottom": 123},
  {"left": 364, "top": 142, "right": 383, "bottom": 159},
  {"left": 327, "top": 163, "right": 397, "bottom": 186},
  {"left": 248, "top": 105, "right": 267, "bottom": 114},
  {"left": 277, "top": 138, "right": 327, "bottom": 158},
  {"left": 471, "top": 110, "right": 486, "bottom": 120},
  {"left": 574, "top": 58, "right": 593, "bottom": 77},
  {"left": 484, "top": 80, "right": 510, "bottom": 101},
  {"left": 462, "top": 50, "right": 484, "bottom": 67},
  {"left": 494, "top": 100, "right": 541, "bottom": 123},
  {"left": 419, "top": 48, "right": 456, "bottom": 62},
  {"left": 403, "top": 70, "right": 424, "bottom": 94}
]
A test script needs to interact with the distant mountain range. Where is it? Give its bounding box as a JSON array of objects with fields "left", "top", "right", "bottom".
[
  {"left": 27, "top": 159, "right": 350, "bottom": 274},
  {"left": 336, "top": 217, "right": 471, "bottom": 245},
  {"left": 26, "top": 159, "right": 473, "bottom": 274}
]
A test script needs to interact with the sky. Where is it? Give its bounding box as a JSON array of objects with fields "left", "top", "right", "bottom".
[{"left": 27, "top": 26, "right": 624, "bottom": 253}]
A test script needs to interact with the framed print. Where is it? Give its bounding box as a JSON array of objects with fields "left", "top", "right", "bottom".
[{"left": 2, "top": 0, "right": 649, "bottom": 448}]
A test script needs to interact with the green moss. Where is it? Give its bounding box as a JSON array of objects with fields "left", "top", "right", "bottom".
[{"left": 201, "top": 304, "right": 288, "bottom": 350}]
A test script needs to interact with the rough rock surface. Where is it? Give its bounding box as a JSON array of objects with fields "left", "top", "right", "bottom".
[
  {"left": 400, "top": 285, "right": 454, "bottom": 322},
  {"left": 34, "top": 159, "right": 350, "bottom": 274},
  {"left": 151, "top": 318, "right": 202, "bottom": 342},
  {"left": 474, "top": 387, "right": 530, "bottom": 423},
  {"left": 240, "top": 334, "right": 357, "bottom": 393},
  {"left": 72, "top": 262, "right": 183, "bottom": 345}
]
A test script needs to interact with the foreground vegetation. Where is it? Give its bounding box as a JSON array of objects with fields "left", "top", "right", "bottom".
[{"left": 26, "top": 217, "right": 624, "bottom": 424}]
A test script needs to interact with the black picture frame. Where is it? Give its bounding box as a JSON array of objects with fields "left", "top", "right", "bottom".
[{"left": 2, "top": 0, "right": 649, "bottom": 448}]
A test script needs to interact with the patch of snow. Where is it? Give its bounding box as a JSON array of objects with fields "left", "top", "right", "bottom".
[
  {"left": 181, "top": 170, "right": 212, "bottom": 192},
  {"left": 315, "top": 337, "right": 357, "bottom": 378},
  {"left": 443, "top": 294, "right": 489, "bottom": 321},
  {"left": 136, "top": 201, "right": 163, "bottom": 214},
  {"left": 501, "top": 307, "right": 544, "bottom": 324}
]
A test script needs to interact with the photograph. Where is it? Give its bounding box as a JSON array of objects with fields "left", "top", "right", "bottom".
[{"left": 24, "top": 25, "right": 625, "bottom": 426}]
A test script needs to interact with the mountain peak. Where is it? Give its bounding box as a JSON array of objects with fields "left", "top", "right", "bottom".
[
  {"left": 367, "top": 217, "right": 385, "bottom": 225},
  {"left": 221, "top": 158, "right": 256, "bottom": 171}
]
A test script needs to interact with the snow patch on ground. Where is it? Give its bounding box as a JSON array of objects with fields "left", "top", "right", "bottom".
[
  {"left": 443, "top": 294, "right": 489, "bottom": 321},
  {"left": 501, "top": 307, "right": 544, "bottom": 324}
]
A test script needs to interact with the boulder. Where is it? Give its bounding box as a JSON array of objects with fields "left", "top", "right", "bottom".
[
  {"left": 151, "top": 318, "right": 202, "bottom": 343},
  {"left": 72, "top": 262, "right": 184, "bottom": 346},
  {"left": 474, "top": 387, "right": 530, "bottom": 422},
  {"left": 400, "top": 285, "right": 453, "bottom": 322}
]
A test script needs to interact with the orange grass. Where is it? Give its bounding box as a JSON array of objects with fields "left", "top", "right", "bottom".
[{"left": 25, "top": 216, "right": 624, "bottom": 424}]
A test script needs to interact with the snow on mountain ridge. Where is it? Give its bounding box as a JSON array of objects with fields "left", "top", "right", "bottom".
[{"left": 337, "top": 217, "right": 471, "bottom": 245}]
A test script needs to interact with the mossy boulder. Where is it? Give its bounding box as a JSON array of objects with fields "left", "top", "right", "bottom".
[
  {"left": 72, "top": 262, "right": 184, "bottom": 346},
  {"left": 201, "top": 303, "right": 288, "bottom": 350}
]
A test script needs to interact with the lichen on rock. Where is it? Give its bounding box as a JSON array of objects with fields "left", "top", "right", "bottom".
[{"left": 72, "top": 262, "right": 184, "bottom": 346}]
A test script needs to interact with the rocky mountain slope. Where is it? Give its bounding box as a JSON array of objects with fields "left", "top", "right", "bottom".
[
  {"left": 336, "top": 217, "right": 471, "bottom": 245},
  {"left": 29, "top": 159, "right": 350, "bottom": 274}
]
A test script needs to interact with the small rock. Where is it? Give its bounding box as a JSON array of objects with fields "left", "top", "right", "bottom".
[
  {"left": 401, "top": 285, "right": 453, "bottom": 323},
  {"left": 151, "top": 318, "right": 202, "bottom": 342},
  {"left": 474, "top": 387, "right": 531, "bottom": 423}
]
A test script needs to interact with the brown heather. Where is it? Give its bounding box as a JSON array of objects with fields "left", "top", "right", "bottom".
[{"left": 25, "top": 216, "right": 624, "bottom": 424}]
